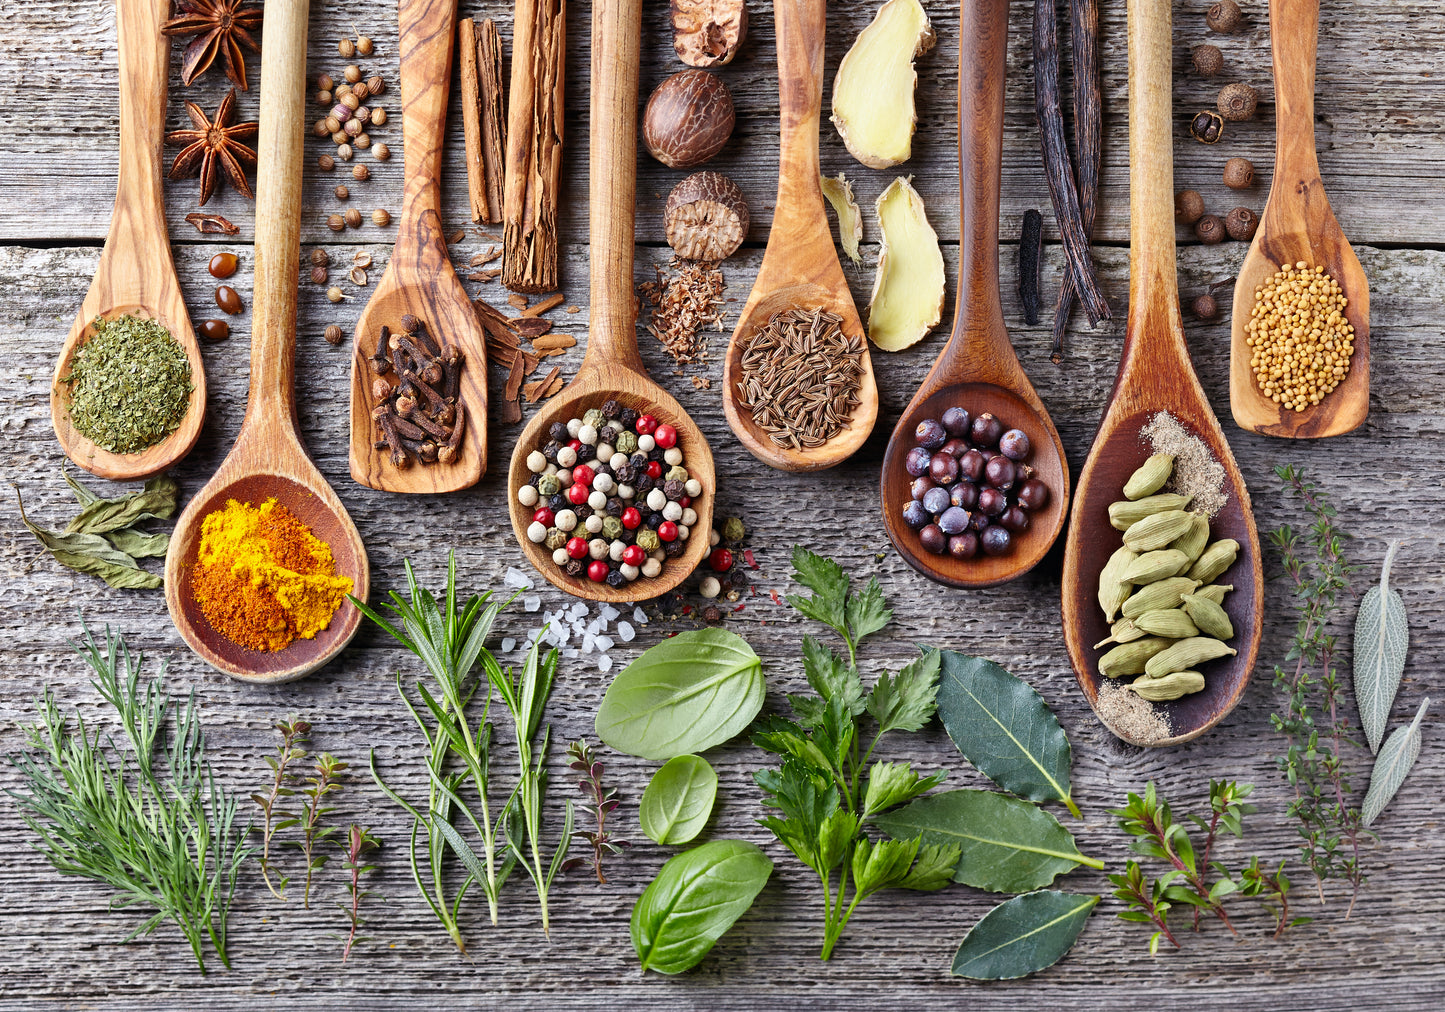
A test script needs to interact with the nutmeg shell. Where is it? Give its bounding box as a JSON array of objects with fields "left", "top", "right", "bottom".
[
  {"left": 643, "top": 70, "right": 735, "bottom": 169},
  {"left": 671, "top": 0, "right": 748, "bottom": 67},
  {"left": 665, "top": 171, "right": 750, "bottom": 261}
]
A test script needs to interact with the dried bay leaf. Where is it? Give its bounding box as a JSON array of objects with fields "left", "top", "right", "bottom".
[
  {"left": 18, "top": 472, "right": 175, "bottom": 589},
  {"left": 105, "top": 528, "right": 171, "bottom": 559},
  {"left": 1354, "top": 540, "right": 1409, "bottom": 754},
  {"left": 951, "top": 890, "right": 1097, "bottom": 980},
  {"left": 18, "top": 492, "right": 162, "bottom": 590},
  {"left": 64, "top": 475, "right": 180, "bottom": 534},
  {"left": 1362, "top": 697, "right": 1430, "bottom": 827}
]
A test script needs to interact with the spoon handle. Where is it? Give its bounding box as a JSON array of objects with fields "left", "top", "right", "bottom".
[
  {"left": 581, "top": 0, "right": 646, "bottom": 375},
  {"left": 111, "top": 0, "right": 169, "bottom": 261},
  {"left": 769, "top": 0, "right": 828, "bottom": 237},
  {"left": 1269, "top": 0, "right": 1322, "bottom": 180},
  {"left": 246, "top": 0, "right": 309, "bottom": 431},
  {"left": 397, "top": 0, "right": 457, "bottom": 247}
]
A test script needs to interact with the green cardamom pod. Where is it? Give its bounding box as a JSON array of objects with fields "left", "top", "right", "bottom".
[
  {"left": 1192, "top": 583, "right": 1234, "bottom": 605},
  {"left": 1145, "top": 636, "right": 1238, "bottom": 678},
  {"left": 1128, "top": 670, "right": 1206, "bottom": 701},
  {"left": 1182, "top": 593, "right": 1234, "bottom": 640},
  {"left": 1121, "top": 549, "right": 1191, "bottom": 585},
  {"left": 1098, "top": 637, "right": 1175, "bottom": 679},
  {"left": 1168, "top": 513, "right": 1211, "bottom": 566},
  {"left": 1094, "top": 617, "right": 1146, "bottom": 649},
  {"left": 1132, "top": 608, "right": 1201, "bottom": 639},
  {"left": 1121, "top": 577, "right": 1203, "bottom": 619},
  {"left": 1123, "top": 510, "right": 1196, "bottom": 552},
  {"left": 1123, "top": 453, "right": 1176, "bottom": 500},
  {"left": 1108, "top": 493, "right": 1194, "bottom": 531},
  {"left": 1097, "top": 545, "right": 1138, "bottom": 623},
  {"left": 1187, "top": 539, "right": 1241, "bottom": 584}
]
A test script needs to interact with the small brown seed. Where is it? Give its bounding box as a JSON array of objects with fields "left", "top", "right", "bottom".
[
  {"left": 325, "top": 115, "right": 342, "bottom": 134},
  {"left": 345, "top": 208, "right": 363, "bottom": 228},
  {"left": 331, "top": 130, "right": 348, "bottom": 145},
  {"left": 352, "top": 163, "right": 370, "bottom": 181},
  {"left": 1190, "top": 109, "right": 1225, "bottom": 143},
  {"left": 1192, "top": 293, "right": 1219, "bottom": 320},
  {"left": 1192, "top": 44, "right": 1223, "bottom": 77},
  {"left": 1205, "top": 0, "right": 1243, "bottom": 33},
  {"left": 344, "top": 119, "right": 363, "bottom": 138},
  {"left": 311, "top": 248, "right": 330, "bottom": 267},
  {"left": 366, "top": 75, "right": 385, "bottom": 96},
  {"left": 199, "top": 319, "right": 230, "bottom": 342},
  {"left": 369, "top": 107, "right": 387, "bottom": 127},
  {"left": 340, "top": 92, "right": 360, "bottom": 111},
  {"left": 354, "top": 133, "right": 372, "bottom": 149},
  {"left": 310, "top": 266, "right": 330, "bottom": 285},
  {"left": 327, "top": 213, "right": 346, "bottom": 232},
  {"left": 1217, "top": 82, "right": 1258, "bottom": 121},
  {"left": 334, "top": 184, "right": 350, "bottom": 200},
  {"left": 324, "top": 324, "right": 345, "bottom": 345},
  {"left": 334, "top": 82, "right": 352, "bottom": 97},
  {"left": 354, "top": 106, "right": 371, "bottom": 125},
  {"left": 317, "top": 73, "right": 335, "bottom": 92},
  {"left": 344, "top": 64, "right": 362, "bottom": 84},
  {"left": 339, "top": 37, "right": 356, "bottom": 58},
  {"left": 352, "top": 82, "right": 370, "bottom": 101},
  {"left": 356, "top": 35, "right": 374, "bottom": 56},
  {"left": 1224, "top": 205, "right": 1259, "bottom": 241},
  {"left": 1195, "top": 214, "right": 1225, "bottom": 244},
  {"left": 316, "top": 89, "right": 332, "bottom": 105},
  {"left": 371, "top": 208, "right": 392, "bottom": 226},
  {"left": 318, "top": 153, "right": 335, "bottom": 171},
  {"left": 337, "top": 143, "right": 354, "bottom": 161},
  {"left": 1223, "top": 156, "right": 1255, "bottom": 189},
  {"left": 327, "top": 286, "right": 345, "bottom": 303},
  {"left": 372, "top": 142, "right": 391, "bottom": 161},
  {"left": 313, "top": 119, "right": 330, "bottom": 137},
  {"left": 351, "top": 267, "right": 369, "bottom": 286}
]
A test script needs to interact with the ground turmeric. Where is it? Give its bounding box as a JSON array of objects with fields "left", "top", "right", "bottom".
[{"left": 192, "top": 498, "right": 353, "bottom": 652}]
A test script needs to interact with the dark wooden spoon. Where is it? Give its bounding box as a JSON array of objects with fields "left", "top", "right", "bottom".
[
  {"left": 504, "top": 0, "right": 715, "bottom": 603},
  {"left": 879, "top": 0, "right": 1069, "bottom": 589},
  {"left": 1059, "top": 0, "right": 1263, "bottom": 745},
  {"left": 164, "top": 0, "right": 369, "bottom": 683}
]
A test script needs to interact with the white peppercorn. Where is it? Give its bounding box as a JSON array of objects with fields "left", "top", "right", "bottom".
[
  {"left": 526, "top": 450, "right": 546, "bottom": 471},
  {"left": 588, "top": 539, "right": 608, "bottom": 560},
  {"left": 527, "top": 521, "right": 547, "bottom": 544},
  {"left": 585, "top": 515, "right": 604, "bottom": 534},
  {"left": 700, "top": 576, "right": 721, "bottom": 598},
  {"left": 556, "top": 510, "right": 578, "bottom": 532},
  {"left": 642, "top": 559, "right": 663, "bottom": 578},
  {"left": 518, "top": 485, "right": 539, "bottom": 507}
]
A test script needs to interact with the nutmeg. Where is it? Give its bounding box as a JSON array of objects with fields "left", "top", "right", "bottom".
[
  {"left": 1224, "top": 206, "right": 1259, "bottom": 241},
  {"left": 1192, "top": 44, "right": 1223, "bottom": 77},
  {"left": 1205, "top": 0, "right": 1243, "bottom": 33},
  {"left": 1223, "top": 156, "right": 1255, "bottom": 189},
  {"left": 643, "top": 69, "right": 735, "bottom": 169},
  {"left": 1175, "top": 189, "right": 1206, "bottom": 225},
  {"left": 1218, "top": 82, "right": 1258, "bottom": 121},
  {"left": 664, "top": 171, "right": 750, "bottom": 260},
  {"left": 1195, "top": 214, "right": 1226, "bottom": 244}
]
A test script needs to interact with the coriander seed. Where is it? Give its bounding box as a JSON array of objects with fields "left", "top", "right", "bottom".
[
  {"left": 313, "top": 119, "right": 330, "bottom": 137},
  {"left": 327, "top": 286, "right": 345, "bottom": 303},
  {"left": 354, "top": 133, "right": 371, "bottom": 149},
  {"left": 366, "top": 75, "right": 385, "bottom": 95},
  {"left": 344, "top": 64, "right": 362, "bottom": 84},
  {"left": 344, "top": 119, "right": 362, "bottom": 138},
  {"left": 325, "top": 115, "right": 342, "bottom": 133},
  {"left": 354, "top": 106, "right": 371, "bottom": 125},
  {"left": 318, "top": 154, "right": 335, "bottom": 171},
  {"left": 337, "top": 142, "right": 354, "bottom": 161},
  {"left": 339, "top": 37, "right": 356, "bottom": 58},
  {"left": 372, "top": 142, "right": 390, "bottom": 161},
  {"left": 324, "top": 324, "right": 345, "bottom": 344},
  {"left": 316, "top": 89, "right": 332, "bottom": 105},
  {"left": 311, "top": 248, "right": 330, "bottom": 267},
  {"left": 340, "top": 92, "right": 360, "bottom": 111},
  {"left": 352, "top": 164, "right": 370, "bottom": 181},
  {"left": 331, "top": 131, "right": 348, "bottom": 146},
  {"left": 344, "top": 208, "right": 363, "bottom": 228},
  {"left": 335, "top": 82, "right": 352, "bottom": 97},
  {"left": 328, "top": 213, "right": 345, "bottom": 232},
  {"left": 352, "top": 82, "right": 370, "bottom": 102},
  {"left": 334, "top": 184, "right": 350, "bottom": 200},
  {"left": 350, "top": 267, "right": 369, "bottom": 286},
  {"left": 371, "top": 208, "right": 391, "bottom": 226},
  {"left": 310, "top": 266, "right": 329, "bottom": 285},
  {"left": 352, "top": 250, "right": 372, "bottom": 267},
  {"left": 318, "top": 73, "right": 335, "bottom": 92},
  {"left": 356, "top": 35, "right": 374, "bottom": 56},
  {"left": 369, "top": 108, "right": 387, "bottom": 127}
]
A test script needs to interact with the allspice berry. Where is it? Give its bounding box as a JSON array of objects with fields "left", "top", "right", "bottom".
[
  {"left": 318, "top": 153, "right": 335, "bottom": 171},
  {"left": 311, "top": 248, "right": 331, "bottom": 267},
  {"left": 1190, "top": 109, "right": 1225, "bottom": 143},
  {"left": 1175, "top": 189, "right": 1206, "bottom": 224},
  {"left": 1205, "top": 0, "right": 1243, "bottom": 33},
  {"left": 1195, "top": 214, "right": 1226, "bottom": 244},
  {"left": 373, "top": 142, "right": 391, "bottom": 161},
  {"left": 1225, "top": 205, "right": 1260, "bottom": 241},
  {"left": 1193, "top": 44, "right": 1223, "bottom": 77},
  {"left": 1192, "top": 294, "right": 1220, "bottom": 320},
  {"left": 344, "top": 208, "right": 363, "bottom": 228},
  {"left": 310, "top": 266, "right": 329, "bottom": 285},
  {"left": 1223, "top": 156, "right": 1255, "bottom": 189},
  {"left": 371, "top": 208, "right": 392, "bottom": 227},
  {"left": 1218, "top": 82, "right": 1258, "bottom": 121},
  {"left": 324, "top": 324, "right": 345, "bottom": 345},
  {"left": 352, "top": 164, "right": 370, "bottom": 181},
  {"left": 327, "top": 213, "right": 346, "bottom": 232},
  {"left": 335, "top": 184, "right": 350, "bottom": 200}
]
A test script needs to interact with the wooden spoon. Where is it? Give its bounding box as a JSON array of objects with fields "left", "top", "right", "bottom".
[
  {"left": 505, "top": 0, "right": 715, "bottom": 603},
  {"left": 164, "top": 0, "right": 369, "bottom": 683},
  {"left": 878, "top": 0, "right": 1069, "bottom": 589},
  {"left": 348, "top": 0, "right": 488, "bottom": 492},
  {"left": 1060, "top": 0, "right": 1263, "bottom": 746},
  {"left": 1229, "top": 0, "right": 1368, "bottom": 438},
  {"left": 720, "top": 0, "right": 878, "bottom": 472},
  {"left": 50, "top": 0, "right": 205, "bottom": 482}
]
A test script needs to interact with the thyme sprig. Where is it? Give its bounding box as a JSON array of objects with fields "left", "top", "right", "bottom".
[
  {"left": 336, "top": 824, "right": 382, "bottom": 962},
  {"left": 252, "top": 717, "right": 309, "bottom": 902},
  {"left": 292, "top": 753, "right": 346, "bottom": 908},
  {"left": 563, "top": 739, "right": 628, "bottom": 883}
]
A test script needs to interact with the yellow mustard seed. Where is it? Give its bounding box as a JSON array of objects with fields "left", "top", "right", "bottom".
[{"left": 1245, "top": 263, "right": 1354, "bottom": 412}]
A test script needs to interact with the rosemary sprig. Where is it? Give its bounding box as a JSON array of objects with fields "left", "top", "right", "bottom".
[
  {"left": 5, "top": 623, "right": 251, "bottom": 973},
  {"left": 563, "top": 739, "right": 628, "bottom": 883},
  {"left": 336, "top": 824, "right": 382, "bottom": 962},
  {"left": 291, "top": 753, "right": 346, "bottom": 908},
  {"left": 252, "top": 717, "right": 310, "bottom": 902}
]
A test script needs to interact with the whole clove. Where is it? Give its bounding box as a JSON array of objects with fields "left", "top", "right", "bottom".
[
  {"left": 1017, "top": 209, "right": 1043, "bottom": 326},
  {"left": 369, "top": 316, "right": 468, "bottom": 469}
]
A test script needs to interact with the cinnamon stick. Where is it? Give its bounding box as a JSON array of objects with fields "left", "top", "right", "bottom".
[
  {"left": 477, "top": 20, "right": 507, "bottom": 225},
  {"left": 459, "top": 18, "right": 487, "bottom": 223},
  {"left": 502, "top": 0, "right": 566, "bottom": 294}
]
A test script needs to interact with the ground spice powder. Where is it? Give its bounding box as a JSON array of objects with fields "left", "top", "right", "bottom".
[{"left": 192, "top": 498, "right": 353, "bottom": 652}]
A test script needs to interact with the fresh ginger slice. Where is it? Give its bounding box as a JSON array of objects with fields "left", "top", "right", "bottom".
[
  {"left": 831, "top": 0, "right": 936, "bottom": 170},
  {"left": 868, "top": 177, "right": 944, "bottom": 352},
  {"left": 820, "top": 173, "right": 863, "bottom": 266}
]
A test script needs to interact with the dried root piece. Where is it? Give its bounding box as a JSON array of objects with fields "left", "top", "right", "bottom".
[
  {"left": 868, "top": 177, "right": 943, "bottom": 352},
  {"left": 665, "top": 171, "right": 749, "bottom": 261},
  {"left": 820, "top": 173, "right": 863, "bottom": 266},
  {"left": 671, "top": 0, "right": 748, "bottom": 67},
  {"left": 831, "top": 0, "right": 935, "bottom": 170}
]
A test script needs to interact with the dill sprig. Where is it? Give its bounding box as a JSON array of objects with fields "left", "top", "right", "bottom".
[{"left": 5, "top": 623, "right": 251, "bottom": 973}]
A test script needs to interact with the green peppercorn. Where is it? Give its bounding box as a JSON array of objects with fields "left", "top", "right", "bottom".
[
  {"left": 583, "top": 408, "right": 606, "bottom": 429},
  {"left": 666, "top": 465, "right": 689, "bottom": 483},
  {"left": 537, "top": 474, "right": 561, "bottom": 496},
  {"left": 723, "top": 517, "right": 746, "bottom": 542},
  {"left": 545, "top": 528, "right": 567, "bottom": 550},
  {"left": 602, "top": 516, "right": 624, "bottom": 540},
  {"left": 636, "top": 528, "right": 661, "bottom": 553},
  {"left": 616, "top": 430, "right": 639, "bottom": 455}
]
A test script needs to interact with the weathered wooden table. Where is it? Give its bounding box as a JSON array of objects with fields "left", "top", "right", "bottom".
[{"left": 3, "top": 1, "right": 1442, "bottom": 1008}]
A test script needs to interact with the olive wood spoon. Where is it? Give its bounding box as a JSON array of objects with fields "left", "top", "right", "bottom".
[
  {"left": 51, "top": 0, "right": 205, "bottom": 482},
  {"left": 1229, "top": 0, "right": 1368, "bottom": 438},
  {"left": 879, "top": 0, "right": 1069, "bottom": 589},
  {"left": 165, "top": 0, "right": 369, "bottom": 683},
  {"left": 720, "top": 0, "right": 878, "bottom": 472},
  {"left": 1060, "top": 0, "right": 1262, "bottom": 746},
  {"left": 505, "top": 0, "right": 715, "bottom": 603},
  {"left": 348, "top": 0, "right": 488, "bottom": 492}
]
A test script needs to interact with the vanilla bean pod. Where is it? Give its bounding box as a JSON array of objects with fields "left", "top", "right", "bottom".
[
  {"left": 1033, "top": 0, "right": 1109, "bottom": 329},
  {"left": 1018, "top": 209, "right": 1044, "bottom": 325},
  {"left": 1051, "top": 0, "right": 1103, "bottom": 362}
]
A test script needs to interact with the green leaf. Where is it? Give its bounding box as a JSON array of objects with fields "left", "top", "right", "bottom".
[
  {"left": 1354, "top": 541, "right": 1409, "bottom": 754},
  {"left": 63, "top": 475, "right": 180, "bottom": 534},
  {"left": 631, "top": 840, "right": 772, "bottom": 974},
  {"left": 755, "top": 758, "right": 839, "bottom": 837},
  {"left": 861, "top": 760, "right": 945, "bottom": 818},
  {"left": 595, "top": 628, "right": 765, "bottom": 760},
  {"left": 786, "top": 547, "right": 850, "bottom": 634},
  {"left": 105, "top": 528, "right": 170, "bottom": 559},
  {"left": 801, "top": 637, "right": 864, "bottom": 715},
  {"left": 639, "top": 755, "right": 718, "bottom": 846},
  {"left": 845, "top": 577, "right": 892, "bottom": 644},
  {"left": 875, "top": 789, "right": 1103, "bottom": 894},
  {"left": 900, "top": 842, "right": 961, "bottom": 891},
  {"left": 850, "top": 835, "right": 920, "bottom": 898},
  {"left": 867, "top": 648, "right": 941, "bottom": 735},
  {"left": 1362, "top": 697, "right": 1429, "bottom": 826},
  {"left": 951, "top": 890, "right": 1098, "bottom": 980},
  {"left": 815, "top": 808, "right": 859, "bottom": 872},
  {"left": 935, "top": 651, "right": 1079, "bottom": 817},
  {"left": 18, "top": 495, "right": 161, "bottom": 590}
]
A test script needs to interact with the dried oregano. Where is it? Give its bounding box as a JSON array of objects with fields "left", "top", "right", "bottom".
[{"left": 63, "top": 314, "right": 192, "bottom": 453}]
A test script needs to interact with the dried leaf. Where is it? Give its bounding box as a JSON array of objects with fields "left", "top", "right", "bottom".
[
  {"left": 64, "top": 476, "right": 180, "bottom": 534},
  {"left": 1354, "top": 541, "right": 1409, "bottom": 753},
  {"left": 1362, "top": 697, "right": 1429, "bottom": 827},
  {"left": 17, "top": 490, "right": 162, "bottom": 590}
]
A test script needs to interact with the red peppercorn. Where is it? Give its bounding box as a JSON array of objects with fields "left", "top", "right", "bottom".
[
  {"left": 571, "top": 464, "right": 595, "bottom": 488},
  {"left": 587, "top": 560, "right": 610, "bottom": 582},
  {"left": 566, "top": 537, "right": 590, "bottom": 560},
  {"left": 566, "top": 483, "right": 589, "bottom": 505},
  {"left": 621, "top": 507, "right": 642, "bottom": 530},
  {"left": 532, "top": 507, "right": 555, "bottom": 527},
  {"left": 646, "top": 460, "right": 663, "bottom": 479},
  {"left": 678, "top": 495, "right": 691, "bottom": 508},
  {"left": 654, "top": 424, "right": 678, "bottom": 449},
  {"left": 657, "top": 521, "right": 679, "bottom": 542},
  {"left": 636, "top": 414, "right": 658, "bottom": 435},
  {"left": 567, "top": 439, "right": 582, "bottom": 453},
  {"left": 709, "top": 548, "right": 733, "bottom": 572},
  {"left": 622, "top": 544, "right": 646, "bottom": 567}
]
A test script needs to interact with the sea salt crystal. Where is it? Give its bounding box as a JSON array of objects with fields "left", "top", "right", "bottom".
[
  {"left": 595, "top": 635, "right": 614, "bottom": 653},
  {"left": 617, "top": 621, "right": 635, "bottom": 643},
  {"left": 600, "top": 604, "right": 619, "bottom": 622},
  {"left": 523, "top": 595, "right": 541, "bottom": 613},
  {"left": 598, "top": 654, "right": 613, "bottom": 673},
  {"left": 504, "top": 567, "right": 533, "bottom": 591},
  {"left": 500, "top": 637, "right": 516, "bottom": 653},
  {"left": 633, "top": 607, "right": 648, "bottom": 625},
  {"left": 563, "top": 648, "right": 579, "bottom": 660},
  {"left": 586, "top": 618, "right": 602, "bottom": 636},
  {"left": 582, "top": 632, "right": 595, "bottom": 654},
  {"left": 569, "top": 602, "right": 588, "bottom": 619}
]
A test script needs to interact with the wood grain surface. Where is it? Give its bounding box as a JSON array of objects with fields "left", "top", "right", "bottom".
[{"left": 2, "top": 1, "right": 1443, "bottom": 1009}]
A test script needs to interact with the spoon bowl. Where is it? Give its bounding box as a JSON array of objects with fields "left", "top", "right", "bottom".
[
  {"left": 720, "top": 0, "right": 878, "bottom": 472},
  {"left": 880, "top": 0, "right": 1068, "bottom": 589},
  {"left": 505, "top": 0, "right": 714, "bottom": 603},
  {"left": 51, "top": 0, "right": 205, "bottom": 482}
]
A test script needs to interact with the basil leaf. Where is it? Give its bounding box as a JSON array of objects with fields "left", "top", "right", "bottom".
[
  {"left": 875, "top": 789, "right": 1104, "bottom": 894},
  {"left": 935, "top": 650, "right": 1079, "bottom": 817},
  {"left": 631, "top": 839, "right": 772, "bottom": 974},
  {"left": 596, "top": 628, "right": 765, "bottom": 760},
  {"left": 1354, "top": 541, "right": 1409, "bottom": 754},
  {"left": 639, "top": 755, "right": 718, "bottom": 845},
  {"left": 951, "top": 890, "right": 1098, "bottom": 980},
  {"left": 1362, "top": 697, "right": 1429, "bottom": 827}
]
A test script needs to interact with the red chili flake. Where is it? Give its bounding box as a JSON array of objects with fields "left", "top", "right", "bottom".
[
  {"left": 769, "top": 589, "right": 783, "bottom": 606},
  {"left": 744, "top": 549, "right": 758, "bottom": 569},
  {"left": 732, "top": 604, "right": 745, "bottom": 613},
  {"left": 682, "top": 604, "right": 694, "bottom": 616}
]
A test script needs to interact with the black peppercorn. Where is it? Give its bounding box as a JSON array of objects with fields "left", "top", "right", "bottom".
[
  {"left": 575, "top": 504, "right": 593, "bottom": 520},
  {"left": 1195, "top": 214, "right": 1226, "bottom": 244},
  {"left": 619, "top": 407, "right": 639, "bottom": 429},
  {"left": 606, "top": 570, "right": 627, "bottom": 588},
  {"left": 630, "top": 452, "right": 649, "bottom": 469},
  {"left": 542, "top": 440, "right": 562, "bottom": 463},
  {"left": 614, "top": 464, "right": 636, "bottom": 484},
  {"left": 607, "top": 496, "right": 625, "bottom": 515},
  {"left": 647, "top": 448, "right": 665, "bottom": 462},
  {"left": 635, "top": 475, "right": 655, "bottom": 495},
  {"left": 549, "top": 422, "right": 569, "bottom": 442},
  {"left": 664, "top": 539, "right": 685, "bottom": 558},
  {"left": 1192, "top": 294, "right": 1220, "bottom": 320},
  {"left": 600, "top": 425, "right": 620, "bottom": 446},
  {"left": 602, "top": 399, "right": 622, "bottom": 419},
  {"left": 647, "top": 513, "right": 664, "bottom": 529},
  {"left": 564, "top": 559, "right": 584, "bottom": 577},
  {"left": 702, "top": 604, "right": 723, "bottom": 623},
  {"left": 528, "top": 473, "right": 543, "bottom": 488},
  {"left": 620, "top": 528, "right": 636, "bottom": 545},
  {"left": 1225, "top": 206, "right": 1259, "bottom": 241},
  {"left": 1190, "top": 109, "right": 1225, "bottom": 143},
  {"left": 548, "top": 493, "right": 567, "bottom": 512},
  {"left": 663, "top": 479, "right": 686, "bottom": 499}
]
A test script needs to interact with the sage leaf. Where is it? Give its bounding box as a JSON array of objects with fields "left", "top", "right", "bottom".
[
  {"left": 951, "top": 890, "right": 1098, "bottom": 980},
  {"left": 1354, "top": 541, "right": 1409, "bottom": 754},
  {"left": 64, "top": 475, "right": 180, "bottom": 534},
  {"left": 1362, "top": 697, "right": 1429, "bottom": 827},
  {"left": 17, "top": 492, "right": 162, "bottom": 590},
  {"left": 631, "top": 839, "right": 772, "bottom": 974},
  {"left": 639, "top": 754, "right": 718, "bottom": 845},
  {"left": 875, "top": 789, "right": 1104, "bottom": 894},
  {"left": 105, "top": 528, "right": 171, "bottom": 559},
  {"left": 596, "top": 628, "right": 765, "bottom": 760},
  {"left": 935, "top": 651, "right": 1080, "bottom": 817}
]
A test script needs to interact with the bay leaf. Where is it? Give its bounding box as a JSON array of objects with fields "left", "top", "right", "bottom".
[
  {"left": 935, "top": 651, "right": 1080, "bottom": 817},
  {"left": 1362, "top": 697, "right": 1430, "bottom": 827},
  {"left": 105, "top": 528, "right": 171, "bottom": 559},
  {"left": 64, "top": 475, "right": 180, "bottom": 534},
  {"left": 875, "top": 789, "right": 1103, "bottom": 894},
  {"left": 951, "top": 890, "right": 1098, "bottom": 980},
  {"left": 1354, "top": 541, "right": 1409, "bottom": 754},
  {"left": 18, "top": 495, "right": 161, "bottom": 590}
]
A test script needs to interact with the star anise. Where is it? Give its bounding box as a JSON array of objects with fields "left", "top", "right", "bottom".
[
  {"left": 162, "top": 0, "right": 263, "bottom": 91},
  {"left": 166, "top": 89, "right": 258, "bottom": 206}
]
